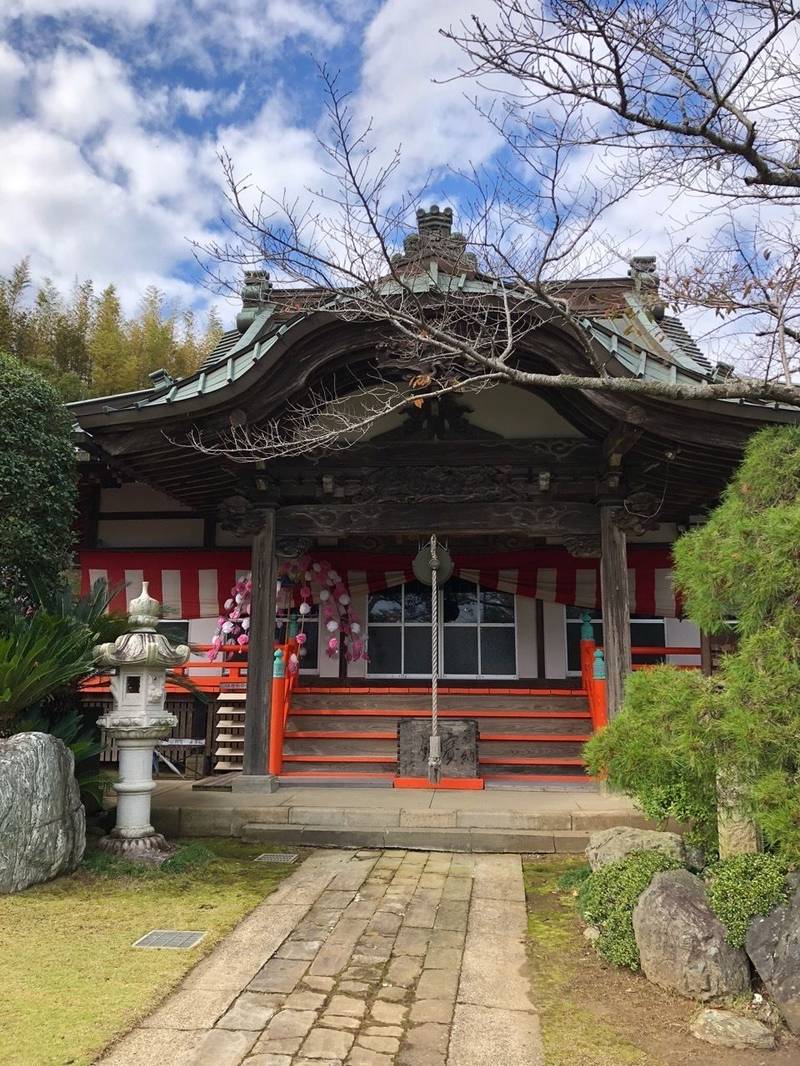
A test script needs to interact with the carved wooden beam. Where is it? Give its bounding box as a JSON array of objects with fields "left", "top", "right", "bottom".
[
  {"left": 275, "top": 501, "right": 600, "bottom": 537},
  {"left": 603, "top": 422, "right": 644, "bottom": 468}
]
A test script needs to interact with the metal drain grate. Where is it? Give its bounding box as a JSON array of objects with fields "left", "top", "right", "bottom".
[
  {"left": 133, "top": 929, "right": 207, "bottom": 949},
  {"left": 254, "top": 852, "right": 298, "bottom": 864}
]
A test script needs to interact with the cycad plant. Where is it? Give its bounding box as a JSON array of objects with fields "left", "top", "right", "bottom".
[{"left": 0, "top": 611, "right": 95, "bottom": 729}]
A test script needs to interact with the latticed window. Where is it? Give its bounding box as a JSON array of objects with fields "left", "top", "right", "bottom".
[{"left": 367, "top": 578, "right": 516, "bottom": 678}]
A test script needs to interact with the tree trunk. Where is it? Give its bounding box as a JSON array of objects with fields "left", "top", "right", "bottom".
[{"left": 716, "top": 768, "right": 762, "bottom": 858}]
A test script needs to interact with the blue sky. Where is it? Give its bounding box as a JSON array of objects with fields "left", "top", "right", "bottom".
[
  {"left": 2, "top": 0, "right": 729, "bottom": 347},
  {"left": 1, "top": 0, "right": 515, "bottom": 320}
]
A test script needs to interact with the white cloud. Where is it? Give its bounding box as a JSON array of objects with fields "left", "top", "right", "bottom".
[
  {"left": 6, "top": 0, "right": 160, "bottom": 22},
  {"left": 35, "top": 45, "right": 140, "bottom": 139},
  {"left": 173, "top": 86, "right": 215, "bottom": 118},
  {"left": 357, "top": 0, "right": 503, "bottom": 186}
]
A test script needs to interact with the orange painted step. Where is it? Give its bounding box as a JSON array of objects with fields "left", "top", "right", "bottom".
[
  {"left": 289, "top": 709, "right": 591, "bottom": 720},
  {"left": 282, "top": 754, "right": 398, "bottom": 764},
  {"left": 283, "top": 730, "right": 590, "bottom": 743},
  {"left": 394, "top": 777, "right": 485, "bottom": 790},
  {"left": 480, "top": 756, "right": 585, "bottom": 766}
]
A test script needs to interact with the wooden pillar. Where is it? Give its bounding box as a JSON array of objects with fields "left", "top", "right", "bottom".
[
  {"left": 242, "top": 509, "right": 277, "bottom": 778},
  {"left": 599, "top": 505, "right": 631, "bottom": 718}
]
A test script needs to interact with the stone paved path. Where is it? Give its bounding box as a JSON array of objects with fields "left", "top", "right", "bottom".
[{"left": 99, "top": 848, "right": 543, "bottom": 1066}]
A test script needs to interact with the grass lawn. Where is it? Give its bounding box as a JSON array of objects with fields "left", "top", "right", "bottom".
[
  {"left": 524, "top": 856, "right": 649, "bottom": 1066},
  {"left": 524, "top": 856, "right": 800, "bottom": 1066},
  {"left": 0, "top": 838, "right": 300, "bottom": 1066}
]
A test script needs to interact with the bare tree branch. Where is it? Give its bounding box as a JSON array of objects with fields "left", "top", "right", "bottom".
[{"left": 189, "top": 54, "right": 800, "bottom": 464}]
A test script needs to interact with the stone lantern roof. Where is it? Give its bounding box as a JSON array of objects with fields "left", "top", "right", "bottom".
[{"left": 93, "top": 582, "right": 190, "bottom": 669}]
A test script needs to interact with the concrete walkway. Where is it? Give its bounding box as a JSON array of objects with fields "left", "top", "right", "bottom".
[{"left": 99, "top": 848, "right": 542, "bottom": 1066}]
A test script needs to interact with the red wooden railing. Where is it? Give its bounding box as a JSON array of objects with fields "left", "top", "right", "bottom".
[
  {"left": 630, "top": 645, "right": 702, "bottom": 671},
  {"left": 580, "top": 638, "right": 608, "bottom": 732},
  {"left": 82, "top": 639, "right": 703, "bottom": 773},
  {"left": 268, "top": 638, "right": 299, "bottom": 775},
  {"left": 579, "top": 641, "right": 700, "bottom": 731}
]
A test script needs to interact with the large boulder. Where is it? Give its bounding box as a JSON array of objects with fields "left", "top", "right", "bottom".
[
  {"left": 586, "top": 825, "right": 686, "bottom": 871},
  {"left": 0, "top": 732, "right": 86, "bottom": 893},
  {"left": 746, "top": 874, "right": 800, "bottom": 1034},
  {"left": 690, "top": 1009, "right": 775, "bottom": 1050},
  {"left": 633, "top": 869, "right": 750, "bottom": 1000}
]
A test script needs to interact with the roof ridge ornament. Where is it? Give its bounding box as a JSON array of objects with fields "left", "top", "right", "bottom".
[
  {"left": 628, "top": 255, "right": 665, "bottom": 321},
  {"left": 392, "top": 203, "right": 478, "bottom": 274},
  {"left": 237, "top": 269, "right": 273, "bottom": 333}
]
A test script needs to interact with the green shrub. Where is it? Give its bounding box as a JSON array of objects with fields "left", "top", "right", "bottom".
[
  {"left": 578, "top": 850, "right": 682, "bottom": 970},
  {"left": 0, "top": 611, "right": 95, "bottom": 726},
  {"left": 557, "top": 864, "right": 592, "bottom": 892},
  {"left": 584, "top": 666, "right": 718, "bottom": 853},
  {"left": 706, "top": 854, "right": 791, "bottom": 948},
  {"left": 672, "top": 426, "right": 800, "bottom": 861},
  {"left": 0, "top": 352, "right": 75, "bottom": 612}
]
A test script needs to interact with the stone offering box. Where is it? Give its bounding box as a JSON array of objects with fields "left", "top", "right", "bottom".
[{"left": 397, "top": 718, "right": 480, "bottom": 779}]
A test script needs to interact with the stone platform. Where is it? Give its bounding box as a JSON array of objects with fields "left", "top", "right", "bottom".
[
  {"left": 149, "top": 780, "right": 664, "bottom": 853},
  {"left": 99, "top": 847, "right": 544, "bottom": 1066}
]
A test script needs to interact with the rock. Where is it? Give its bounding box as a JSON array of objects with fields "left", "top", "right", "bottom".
[
  {"left": 684, "top": 842, "right": 707, "bottom": 871},
  {"left": 0, "top": 732, "right": 85, "bottom": 893},
  {"left": 583, "top": 925, "right": 601, "bottom": 943},
  {"left": 746, "top": 878, "right": 800, "bottom": 1034},
  {"left": 633, "top": 869, "right": 750, "bottom": 1000},
  {"left": 586, "top": 825, "right": 686, "bottom": 871},
  {"left": 690, "top": 1008, "right": 775, "bottom": 1050}
]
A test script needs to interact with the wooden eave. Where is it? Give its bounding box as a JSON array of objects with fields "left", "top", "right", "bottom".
[{"left": 69, "top": 300, "right": 800, "bottom": 521}]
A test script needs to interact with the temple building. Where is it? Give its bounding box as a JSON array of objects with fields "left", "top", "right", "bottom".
[{"left": 69, "top": 208, "right": 799, "bottom": 788}]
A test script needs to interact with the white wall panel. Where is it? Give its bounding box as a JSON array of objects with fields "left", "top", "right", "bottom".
[{"left": 543, "top": 601, "right": 568, "bottom": 679}]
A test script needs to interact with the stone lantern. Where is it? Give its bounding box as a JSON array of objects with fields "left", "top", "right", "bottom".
[{"left": 94, "top": 582, "right": 190, "bottom": 855}]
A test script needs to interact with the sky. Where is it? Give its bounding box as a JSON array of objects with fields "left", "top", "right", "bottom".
[{"left": 0, "top": 0, "right": 711, "bottom": 331}]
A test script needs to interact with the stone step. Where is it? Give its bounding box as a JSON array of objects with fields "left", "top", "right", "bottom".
[
  {"left": 155, "top": 798, "right": 664, "bottom": 839},
  {"left": 237, "top": 820, "right": 591, "bottom": 853}
]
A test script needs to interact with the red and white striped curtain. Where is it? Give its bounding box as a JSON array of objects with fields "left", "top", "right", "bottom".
[{"left": 79, "top": 546, "right": 679, "bottom": 619}]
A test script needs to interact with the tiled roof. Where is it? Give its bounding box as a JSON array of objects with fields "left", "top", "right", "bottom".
[
  {"left": 199, "top": 327, "right": 241, "bottom": 369},
  {"left": 69, "top": 266, "right": 722, "bottom": 418}
]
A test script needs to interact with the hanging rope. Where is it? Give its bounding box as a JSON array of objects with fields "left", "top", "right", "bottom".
[{"left": 428, "top": 533, "right": 441, "bottom": 784}]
